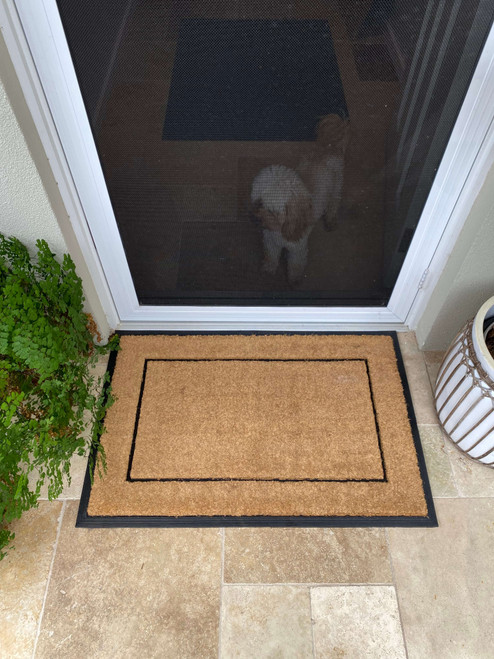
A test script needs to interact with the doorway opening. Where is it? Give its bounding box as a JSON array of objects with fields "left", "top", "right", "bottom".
[{"left": 56, "top": 0, "right": 494, "bottom": 306}]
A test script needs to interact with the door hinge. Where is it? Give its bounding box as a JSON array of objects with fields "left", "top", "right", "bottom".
[{"left": 418, "top": 268, "right": 430, "bottom": 290}]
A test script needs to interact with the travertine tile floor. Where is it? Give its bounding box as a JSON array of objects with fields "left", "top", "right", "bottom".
[{"left": 1, "top": 333, "right": 493, "bottom": 658}]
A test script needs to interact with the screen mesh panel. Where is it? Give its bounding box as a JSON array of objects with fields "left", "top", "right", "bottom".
[{"left": 57, "top": 0, "right": 494, "bottom": 306}]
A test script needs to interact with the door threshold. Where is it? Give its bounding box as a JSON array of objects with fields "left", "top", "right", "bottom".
[{"left": 116, "top": 306, "right": 407, "bottom": 332}]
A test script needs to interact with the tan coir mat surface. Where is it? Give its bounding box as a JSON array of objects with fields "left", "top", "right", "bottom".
[{"left": 79, "top": 334, "right": 436, "bottom": 526}]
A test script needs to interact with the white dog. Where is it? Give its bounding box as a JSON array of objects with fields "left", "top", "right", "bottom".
[
  {"left": 251, "top": 164, "right": 313, "bottom": 283},
  {"left": 251, "top": 114, "right": 350, "bottom": 283}
]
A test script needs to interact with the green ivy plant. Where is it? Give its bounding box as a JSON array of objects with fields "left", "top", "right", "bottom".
[{"left": 0, "top": 234, "right": 118, "bottom": 558}]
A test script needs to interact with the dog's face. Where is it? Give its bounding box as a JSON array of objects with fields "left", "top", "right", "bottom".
[
  {"left": 316, "top": 114, "right": 350, "bottom": 153},
  {"left": 251, "top": 197, "right": 313, "bottom": 242}
]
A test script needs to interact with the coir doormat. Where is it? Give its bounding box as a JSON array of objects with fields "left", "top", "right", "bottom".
[
  {"left": 162, "top": 20, "right": 348, "bottom": 141},
  {"left": 77, "top": 333, "right": 436, "bottom": 527}
]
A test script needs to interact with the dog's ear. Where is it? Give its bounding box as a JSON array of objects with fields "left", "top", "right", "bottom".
[{"left": 282, "top": 196, "right": 312, "bottom": 242}]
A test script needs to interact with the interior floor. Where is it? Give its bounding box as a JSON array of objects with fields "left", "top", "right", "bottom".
[{"left": 95, "top": 0, "right": 401, "bottom": 303}]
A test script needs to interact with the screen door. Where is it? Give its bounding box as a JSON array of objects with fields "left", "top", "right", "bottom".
[{"left": 54, "top": 0, "right": 494, "bottom": 306}]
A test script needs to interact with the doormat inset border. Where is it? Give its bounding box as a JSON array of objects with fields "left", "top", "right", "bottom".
[
  {"left": 127, "top": 357, "right": 387, "bottom": 484},
  {"left": 77, "top": 332, "right": 437, "bottom": 528}
]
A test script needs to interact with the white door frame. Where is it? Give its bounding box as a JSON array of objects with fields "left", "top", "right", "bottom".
[{"left": 2, "top": 0, "right": 494, "bottom": 331}]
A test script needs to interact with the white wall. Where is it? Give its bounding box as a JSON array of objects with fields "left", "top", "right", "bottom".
[
  {"left": 0, "top": 31, "right": 111, "bottom": 339},
  {"left": 0, "top": 77, "right": 68, "bottom": 255},
  {"left": 416, "top": 162, "right": 494, "bottom": 350}
]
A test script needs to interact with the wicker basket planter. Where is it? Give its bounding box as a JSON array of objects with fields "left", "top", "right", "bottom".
[{"left": 434, "top": 296, "right": 494, "bottom": 467}]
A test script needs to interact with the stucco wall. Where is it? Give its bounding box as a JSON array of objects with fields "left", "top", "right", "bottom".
[
  {"left": 0, "top": 78, "right": 68, "bottom": 255},
  {"left": 416, "top": 162, "right": 494, "bottom": 350}
]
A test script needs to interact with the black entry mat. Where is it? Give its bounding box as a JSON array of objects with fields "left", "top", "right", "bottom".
[{"left": 163, "top": 19, "right": 348, "bottom": 141}]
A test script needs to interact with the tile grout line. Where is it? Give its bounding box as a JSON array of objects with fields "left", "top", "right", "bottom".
[
  {"left": 385, "top": 529, "right": 409, "bottom": 659},
  {"left": 416, "top": 419, "right": 465, "bottom": 498},
  {"left": 217, "top": 528, "right": 225, "bottom": 659},
  {"left": 222, "top": 582, "right": 394, "bottom": 587},
  {"left": 308, "top": 586, "right": 317, "bottom": 659},
  {"left": 417, "top": 422, "right": 461, "bottom": 498},
  {"left": 442, "top": 449, "right": 462, "bottom": 497},
  {"left": 440, "top": 436, "right": 465, "bottom": 496},
  {"left": 32, "top": 500, "right": 66, "bottom": 659},
  {"left": 458, "top": 495, "right": 494, "bottom": 500},
  {"left": 40, "top": 496, "right": 82, "bottom": 502}
]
